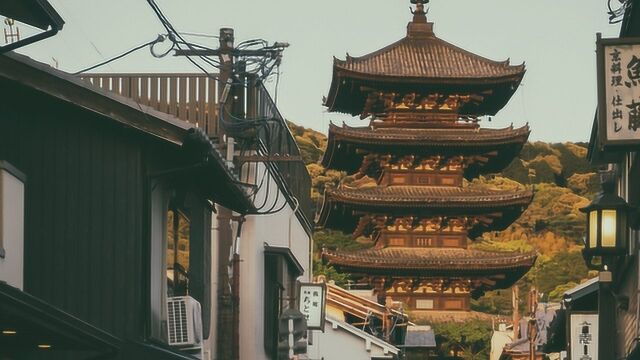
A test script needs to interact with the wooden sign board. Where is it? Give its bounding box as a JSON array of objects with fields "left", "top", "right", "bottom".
[{"left": 597, "top": 34, "right": 640, "bottom": 148}]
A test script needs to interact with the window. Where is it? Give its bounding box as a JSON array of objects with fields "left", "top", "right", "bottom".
[
  {"left": 167, "top": 207, "right": 191, "bottom": 297},
  {"left": 0, "top": 161, "right": 26, "bottom": 290},
  {"left": 263, "top": 246, "right": 304, "bottom": 358},
  {"left": 416, "top": 299, "right": 434, "bottom": 310},
  {"left": 149, "top": 184, "right": 211, "bottom": 342}
]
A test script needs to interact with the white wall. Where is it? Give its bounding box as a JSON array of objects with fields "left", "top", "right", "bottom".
[
  {"left": 0, "top": 165, "right": 25, "bottom": 290},
  {"left": 307, "top": 318, "right": 398, "bottom": 360},
  {"left": 203, "top": 160, "right": 312, "bottom": 360},
  {"left": 240, "top": 161, "right": 312, "bottom": 360}
]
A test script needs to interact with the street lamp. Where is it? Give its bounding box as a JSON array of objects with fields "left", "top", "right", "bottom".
[
  {"left": 579, "top": 171, "right": 634, "bottom": 360},
  {"left": 580, "top": 171, "right": 632, "bottom": 266}
]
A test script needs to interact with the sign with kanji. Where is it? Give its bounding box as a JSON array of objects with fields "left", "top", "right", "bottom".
[
  {"left": 597, "top": 34, "right": 640, "bottom": 146},
  {"left": 569, "top": 313, "right": 598, "bottom": 360},
  {"left": 297, "top": 282, "right": 326, "bottom": 331}
]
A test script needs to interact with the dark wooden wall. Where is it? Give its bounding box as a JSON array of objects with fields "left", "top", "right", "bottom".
[
  {"left": 0, "top": 79, "right": 206, "bottom": 360},
  {"left": 0, "top": 81, "right": 149, "bottom": 343}
]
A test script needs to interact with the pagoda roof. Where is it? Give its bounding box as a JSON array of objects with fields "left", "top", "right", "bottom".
[
  {"left": 325, "top": 185, "right": 532, "bottom": 207},
  {"left": 322, "top": 123, "right": 530, "bottom": 177},
  {"left": 333, "top": 36, "right": 524, "bottom": 82},
  {"left": 324, "top": 10, "right": 526, "bottom": 116},
  {"left": 317, "top": 185, "right": 533, "bottom": 236},
  {"left": 322, "top": 247, "right": 536, "bottom": 287}
]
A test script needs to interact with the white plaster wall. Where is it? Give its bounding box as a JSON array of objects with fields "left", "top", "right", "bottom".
[
  {"left": 239, "top": 162, "right": 312, "bottom": 360},
  {"left": 202, "top": 211, "right": 219, "bottom": 360},
  {"left": 307, "top": 319, "right": 397, "bottom": 360},
  {"left": 0, "top": 168, "right": 25, "bottom": 290}
]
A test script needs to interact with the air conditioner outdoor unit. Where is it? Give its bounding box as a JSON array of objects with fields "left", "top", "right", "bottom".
[{"left": 167, "top": 296, "right": 203, "bottom": 349}]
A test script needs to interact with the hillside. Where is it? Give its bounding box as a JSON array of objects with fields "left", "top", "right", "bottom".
[{"left": 289, "top": 121, "right": 599, "bottom": 313}]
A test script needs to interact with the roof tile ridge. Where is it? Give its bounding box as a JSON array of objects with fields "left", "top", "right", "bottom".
[
  {"left": 429, "top": 35, "right": 526, "bottom": 72},
  {"left": 335, "top": 37, "right": 411, "bottom": 64}
]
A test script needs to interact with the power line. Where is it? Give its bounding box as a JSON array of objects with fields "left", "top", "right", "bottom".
[{"left": 73, "top": 35, "right": 166, "bottom": 74}]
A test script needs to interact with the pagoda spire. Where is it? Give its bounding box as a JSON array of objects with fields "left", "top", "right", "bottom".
[{"left": 408, "top": 0, "right": 434, "bottom": 38}]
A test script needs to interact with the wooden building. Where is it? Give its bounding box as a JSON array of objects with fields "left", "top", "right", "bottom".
[
  {"left": 0, "top": 51, "right": 252, "bottom": 359},
  {"left": 318, "top": 0, "right": 536, "bottom": 313}
]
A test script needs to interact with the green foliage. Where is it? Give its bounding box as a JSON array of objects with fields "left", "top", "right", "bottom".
[
  {"left": 313, "top": 257, "right": 350, "bottom": 287},
  {"left": 286, "top": 121, "right": 327, "bottom": 164},
  {"left": 548, "top": 282, "right": 579, "bottom": 303},
  {"left": 533, "top": 251, "right": 590, "bottom": 296},
  {"left": 431, "top": 320, "right": 492, "bottom": 360},
  {"left": 471, "top": 290, "right": 512, "bottom": 315},
  {"left": 567, "top": 172, "right": 600, "bottom": 199},
  {"left": 313, "top": 229, "right": 368, "bottom": 252}
]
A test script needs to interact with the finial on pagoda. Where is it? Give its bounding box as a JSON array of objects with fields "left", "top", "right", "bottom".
[{"left": 407, "top": 0, "right": 433, "bottom": 38}]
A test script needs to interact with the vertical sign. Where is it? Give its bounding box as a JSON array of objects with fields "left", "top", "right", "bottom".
[
  {"left": 297, "top": 282, "right": 326, "bottom": 331},
  {"left": 597, "top": 34, "right": 640, "bottom": 146},
  {"left": 569, "top": 313, "right": 598, "bottom": 360}
]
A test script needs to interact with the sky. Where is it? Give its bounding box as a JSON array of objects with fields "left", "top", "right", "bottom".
[{"left": 12, "top": 0, "right": 623, "bottom": 142}]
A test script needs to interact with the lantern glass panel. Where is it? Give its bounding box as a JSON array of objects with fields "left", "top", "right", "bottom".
[
  {"left": 589, "top": 211, "right": 598, "bottom": 249},
  {"left": 601, "top": 209, "right": 617, "bottom": 248}
]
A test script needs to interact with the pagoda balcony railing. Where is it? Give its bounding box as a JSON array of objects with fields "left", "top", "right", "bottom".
[{"left": 81, "top": 73, "right": 220, "bottom": 137}]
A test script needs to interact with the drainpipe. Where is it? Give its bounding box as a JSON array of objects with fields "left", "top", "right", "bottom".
[{"left": 231, "top": 216, "right": 244, "bottom": 360}]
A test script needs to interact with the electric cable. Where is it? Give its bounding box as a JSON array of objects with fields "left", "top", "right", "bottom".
[{"left": 73, "top": 35, "right": 166, "bottom": 74}]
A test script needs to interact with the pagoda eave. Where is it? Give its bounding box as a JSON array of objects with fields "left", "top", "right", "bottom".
[
  {"left": 322, "top": 248, "right": 537, "bottom": 291},
  {"left": 321, "top": 123, "right": 531, "bottom": 176},
  {"left": 325, "top": 67, "right": 525, "bottom": 117},
  {"left": 317, "top": 186, "right": 533, "bottom": 236}
]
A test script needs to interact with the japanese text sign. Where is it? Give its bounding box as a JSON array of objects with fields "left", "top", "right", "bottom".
[
  {"left": 569, "top": 313, "right": 598, "bottom": 360},
  {"left": 598, "top": 34, "right": 640, "bottom": 146},
  {"left": 297, "top": 282, "right": 326, "bottom": 331}
]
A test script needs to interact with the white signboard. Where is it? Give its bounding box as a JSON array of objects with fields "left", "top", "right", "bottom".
[
  {"left": 598, "top": 35, "right": 640, "bottom": 146},
  {"left": 298, "top": 282, "right": 326, "bottom": 331},
  {"left": 569, "top": 313, "right": 598, "bottom": 360}
]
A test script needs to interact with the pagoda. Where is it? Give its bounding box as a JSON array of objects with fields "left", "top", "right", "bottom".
[{"left": 318, "top": 0, "right": 537, "bottom": 312}]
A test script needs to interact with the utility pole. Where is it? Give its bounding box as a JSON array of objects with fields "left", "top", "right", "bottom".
[
  {"left": 527, "top": 288, "right": 538, "bottom": 360},
  {"left": 512, "top": 285, "right": 520, "bottom": 340}
]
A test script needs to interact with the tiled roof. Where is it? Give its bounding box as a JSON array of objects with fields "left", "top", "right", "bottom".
[
  {"left": 335, "top": 35, "right": 525, "bottom": 80},
  {"left": 325, "top": 185, "right": 533, "bottom": 208},
  {"left": 328, "top": 123, "right": 530, "bottom": 147},
  {"left": 323, "top": 247, "right": 537, "bottom": 271}
]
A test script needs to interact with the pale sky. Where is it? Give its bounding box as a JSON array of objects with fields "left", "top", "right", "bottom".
[{"left": 13, "top": 0, "right": 621, "bottom": 142}]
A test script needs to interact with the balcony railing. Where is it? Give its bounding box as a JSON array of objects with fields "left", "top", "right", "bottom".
[{"left": 82, "top": 73, "right": 220, "bottom": 137}]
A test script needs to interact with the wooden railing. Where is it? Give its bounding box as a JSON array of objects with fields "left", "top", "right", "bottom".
[
  {"left": 81, "top": 72, "right": 312, "bottom": 222},
  {"left": 81, "top": 73, "right": 220, "bottom": 136}
]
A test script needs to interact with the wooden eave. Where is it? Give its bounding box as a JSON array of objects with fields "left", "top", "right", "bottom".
[
  {"left": 317, "top": 185, "right": 533, "bottom": 235},
  {"left": 322, "top": 247, "right": 536, "bottom": 291},
  {"left": 0, "top": 52, "right": 254, "bottom": 213},
  {"left": 321, "top": 123, "right": 530, "bottom": 176}
]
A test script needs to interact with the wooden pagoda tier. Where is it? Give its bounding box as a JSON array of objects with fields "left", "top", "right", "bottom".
[
  {"left": 322, "top": 247, "right": 537, "bottom": 299},
  {"left": 317, "top": 185, "right": 533, "bottom": 239},
  {"left": 321, "top": 123, "right": 530, "bottom": 179},
  {"left": 324, "top": 3, "right": 525, "bottom": 118}
]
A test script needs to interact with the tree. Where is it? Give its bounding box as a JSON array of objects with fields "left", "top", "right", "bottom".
[{"left": 432, "top": 320, "right": 492, "bottom": 360}]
